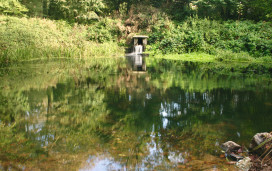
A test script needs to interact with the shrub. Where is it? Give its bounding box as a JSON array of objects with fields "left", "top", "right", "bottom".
[
  {"left": 148, "top": 17, "right": 272, "bottom": 58},
  {"left": 86, "top": 18, "right": 121, "bottom": 43},
  {"left": 0, "top": 15, "right": 124, "bottom": 64},
  {"left": 0, "top": 0, "right": 28, "bottom": 16}
]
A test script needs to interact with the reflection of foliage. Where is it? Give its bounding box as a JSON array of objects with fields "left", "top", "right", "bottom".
[
  {"left": 0, "top": 91, "right": 29, "bottom": 124},
  {"left": 0, "top": 58, "right": 271, "bottom": 169},
  {"left": 147, "top": 58, "right": 272, "bottom": 92},
  {"left": 0, "top": 123, "right": 42, "bottom": 163}
]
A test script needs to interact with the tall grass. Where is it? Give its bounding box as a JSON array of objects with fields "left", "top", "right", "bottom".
[{"left": 0, "top": 15, "right": 124, "bottom": 65}]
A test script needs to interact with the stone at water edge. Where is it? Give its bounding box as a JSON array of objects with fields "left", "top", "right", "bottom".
[
  {"left": 221, "top": 141, "right": 241, "bottom": 153},
  {"left": 249, "top": 132, "right": 272, "bottom": 155},
  {"left": 249, "top": 132, "right": 272, "bottom": 147},
  {"left": 236, "top": 157, "right": 252, "bottom": 171},
  {"left": 221, "top": 141, "right": 244, "bottom": 161},
  {"left": 228, "top": 153, "right": 244, "bottom": 161}
]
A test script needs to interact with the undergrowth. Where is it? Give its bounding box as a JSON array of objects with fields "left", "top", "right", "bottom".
[
  {"left": 147, "top": 17, "right": 272, "bottom": 59},
  {"left": 0, "top": 15, "right": 124, "bottom": 65}
]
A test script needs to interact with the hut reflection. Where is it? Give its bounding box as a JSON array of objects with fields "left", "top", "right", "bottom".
[{"left": 126, "top": 55, "right": 147, "bottom": 72}]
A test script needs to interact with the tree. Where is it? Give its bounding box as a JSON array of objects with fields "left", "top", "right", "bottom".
[
  {"left": 48, "top": 0, "right": 106, "bottom": 23},
  {"left": 193, "top": 0, "right": 241, "bottom": 20},
  {"left": 244, "top": 0, "right": 272, "bottom": 21},
  {"left": 0, "top": 0, "right": 28, "bottom": 16},
  {"left": 20, "top": 0, "right": 43, "bottom": 17}
]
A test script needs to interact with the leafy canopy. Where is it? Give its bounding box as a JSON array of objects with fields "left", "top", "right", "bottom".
[{"left": 0, "top": 0, "right": 28, "bottom": 16}]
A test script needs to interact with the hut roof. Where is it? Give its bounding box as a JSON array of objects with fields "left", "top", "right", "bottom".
[{"left": 133, "top": 35, "right": 148, "bottom": 38}]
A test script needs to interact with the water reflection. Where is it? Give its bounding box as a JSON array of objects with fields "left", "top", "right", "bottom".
[
  {"left": 126, "top": 55, "right": 147, "bottom": 71},
  {"left": 81, "top": 155, "right": 124, "bottom": 171},
  {"left": 0, "top": 58, "right": 271, "bottom": 170}
]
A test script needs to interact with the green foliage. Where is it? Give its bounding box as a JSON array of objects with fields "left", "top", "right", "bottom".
[
  {"left": 1, "top": 0, "right": 272, "bottom": 64},
  {"left": 86, "top": 18, "right": 121, "bottom": 43},
  {"left": 0, "top": 15, "right": 124, "bottom": 64},
  {"left": 127, "top": 4, "right": 169, "bottom": 33},
  {"left": 19, "top": 0, "right": 44, "bottom": 17},
  {"left": 215, "top": 49, "right": 254, "bottom": 62},
  {"left": 118, "top": 2, "right": 128, "bottom": 16},
  {"left": 245, "top": 0, "right": 272, "bottom": 21},
  {"left": 3, "top": 0, "right": 272, "bottom": 23},
  {"left": 48, "top": 0, "right": 105, "bottom": 23},
  {"left": 0, "top": 0, "right": 28, "bottom": 16},
  {"left": 148, "top": 17, "right": 272, "bottom": 57},
  {"left": 166, "top": 0, "right": 192, "bottom": 21},
  {"left": 193, "top": 0, "right": 240, "bottom": 20}
]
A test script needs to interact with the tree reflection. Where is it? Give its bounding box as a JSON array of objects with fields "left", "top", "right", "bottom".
[{"left": 0, "top": 58, "right": 271, "bottom": 170}]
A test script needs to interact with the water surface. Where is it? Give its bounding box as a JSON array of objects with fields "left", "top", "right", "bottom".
[{"left": 0, "top": 57, "right": 272, "bottom": 170}]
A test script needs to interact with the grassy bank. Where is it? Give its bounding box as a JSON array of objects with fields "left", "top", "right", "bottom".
[
  {"left": 147, "top": 52, "right": 272, "bottom": 75},
  {"left": 150, "top": 52, "right": 272, "bottom": 63},
  {"left": 0, "top": 15, "right": 124, "bottom": 65},
  {"left": 149, "top": 53, "right": 216, "bottom": 62}
]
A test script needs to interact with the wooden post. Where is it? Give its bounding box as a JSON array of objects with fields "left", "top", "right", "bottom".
[
  {"left": 134, "top": 38, "right": 138, "bottom": 46},
  {"left": 143, "top": 38, "right": 147, "bottom": 46}
]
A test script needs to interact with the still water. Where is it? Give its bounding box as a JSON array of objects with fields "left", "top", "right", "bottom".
[{"left": 0, "top": 57, "right": 272, "bottom": 170}]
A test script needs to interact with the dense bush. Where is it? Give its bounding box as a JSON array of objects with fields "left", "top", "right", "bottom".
[
  {"left": 148, "top": 18, "right": 272, "bottom": 57},
  {"left": 0, "top": 0, "right": 28, "bottom": 16},
  {"left": 0, "top": 15, "right": 124, "bottom": 64},
  {"left": 86, "top": 18, "right": 121, "bottom": 43},
  {"left": 47, "top": 0, "right": 105, "bottom": 23},
  {"left": 17, "top": 0, "right": 272, "bottom": 22}
]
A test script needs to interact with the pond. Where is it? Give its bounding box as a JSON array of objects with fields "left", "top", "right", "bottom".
[{"left": 0, "top": 57, "right": 272, "bottom": 170}]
